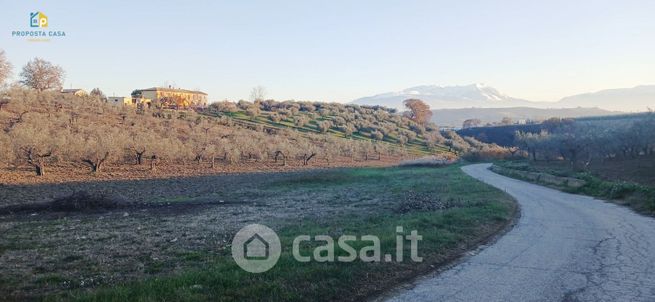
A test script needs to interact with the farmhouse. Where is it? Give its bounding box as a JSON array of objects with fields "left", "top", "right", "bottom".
[
  {"left": 107, "top": 96, "right": 152, "bottom": 108},
  {"left": 135, "top": 87, "right": 208, "bottom": 109},
  {"left": 61, "top": 89, "right": 87, "bottom": 97}
]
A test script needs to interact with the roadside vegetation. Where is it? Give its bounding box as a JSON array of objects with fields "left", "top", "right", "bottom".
[
  {"left": 514, "top": 114, "right": 655, "bottom": 169},
  {"left": 494, "top": 160, "right": 655, "bottom": 216},
  {"left": 483, "top": 113, "right": 655, "bottom": 216},
  {"left": 0, "top": 165, "right": 515, "bottom": 301}
]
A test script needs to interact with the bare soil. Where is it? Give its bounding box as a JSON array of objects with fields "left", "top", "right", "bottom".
[
  {"left": 0, "top": 166, "right": 405, "bottom": 298},
  {"left": 0, "top": 156, "right": 403, "bottom": 207}
]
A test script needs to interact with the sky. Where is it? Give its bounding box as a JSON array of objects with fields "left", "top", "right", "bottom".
[{"left": 1, "top": 0, "right": 655, "bottom": 103}]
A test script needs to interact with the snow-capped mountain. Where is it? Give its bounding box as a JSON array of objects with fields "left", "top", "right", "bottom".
[
  {"left": 352, "top": 84, "right": 538, "bottom": 110},
  {"left": 353, "top": 83, "right": 654, "bottom": 112},
  {"left": 556, "top": 85, "right": 655, "bottom": 112}
]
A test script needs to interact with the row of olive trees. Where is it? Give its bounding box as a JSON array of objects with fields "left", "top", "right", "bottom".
[
  {"left": 0, "top": 88, "right": 406, "bottom": 176},
  {"left": 515, "top": 115, "right": 655, "bottom": 169},
  {"left": 207, "top": 98, "right": 443, "bottom": 150},
  {"left": 438, "top": 130, "right": 516, "bottom": 161}
]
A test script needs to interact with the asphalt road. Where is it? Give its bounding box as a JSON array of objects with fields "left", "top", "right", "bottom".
[{"left": 383, "top": 163, "right": 655, "bottom": 302}]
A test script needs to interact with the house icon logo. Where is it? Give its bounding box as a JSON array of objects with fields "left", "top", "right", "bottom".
[
  {"left": 244, "top": 233, "right": 269, "bottom": 259},
  {"left": 231, "top": 224, "right": 281, "bottom": 273},
  {"left": 30, "top": 11, "right": 48, "bottom": 28}
]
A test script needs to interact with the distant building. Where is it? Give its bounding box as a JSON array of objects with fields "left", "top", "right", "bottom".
[
  {"left": 136, "top": 87, "right": 208, "bottom": 109},
  {"left": 61, "top": 89, "right": 87, "bottom": 97},
  {"left": 107, "top": 96, "right": 152, "bottom": 108}
]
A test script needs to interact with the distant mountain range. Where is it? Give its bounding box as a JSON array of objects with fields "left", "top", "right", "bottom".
[
  {"left": 352, "top": 84, "right": 655, "bottom": 112},
  {"left": 557, "top": 85, "right": 655, "bottom": 112},
  {"left": 432, "top": 107, "right": 620, "bottom": 128},
  {"left": 352, "top": 84, "right": 537, "bottom": 110}
]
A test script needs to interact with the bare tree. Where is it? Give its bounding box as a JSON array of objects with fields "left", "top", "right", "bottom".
[
  {"left": 20, "top": 58, "right": 65, "bottom": 92},
  {"left": 297, "top": 142, "right": 318, "bottom": 165},
  {"left": 0, "top": 50, "right": 12, "bottom": 86},
  {"left": 90, "top": 88, "right": 106, "bottom": 101},
  {"left": 250, "top": 85, "right": 267, "bottom": 102}
]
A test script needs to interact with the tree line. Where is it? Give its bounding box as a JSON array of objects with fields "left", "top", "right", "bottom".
[{"left": 515, "top": 115, "right": 655, "bottom": 169}]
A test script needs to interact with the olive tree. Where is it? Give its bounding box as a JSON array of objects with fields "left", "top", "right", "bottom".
[
  {"left": 126, "top": 130, "right": 156, "bottom": 165},
  {"left": 10, "top": 119, "right": 63, "bottom": 176},
  {"left": 76, "top": 126, "right": 127, "bottom": 173},
  {"left": 0, "top": 131, "right": 14, "bottom": 168}
]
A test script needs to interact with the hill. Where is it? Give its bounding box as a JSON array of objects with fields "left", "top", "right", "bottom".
[
  {"left": 352, "top": 83, "right": 655, "bottom": 113},
  {"left": 202, "top": 100, "right": 451, "bottom": 155},
  {"left": 432, "top": 107, "right": 619, "bottom": 128},
  {"left": 0, "top": 88, "right": 455, "bottom": 183},
  {"left": 556, "top": 85, "right": 655, "bottom": 112},
  {"left": 352, "top": 84, "right": 544, "bottom": 110}
]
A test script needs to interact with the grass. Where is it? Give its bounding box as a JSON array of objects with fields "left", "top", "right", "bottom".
[
  {"left": 495, "top": 159, "right": 655, "bottom": 216},
  {"left": 24, "top": 165, "right": 515, "bottom": 302},
  {"left": 57, "top": 206, "right": 510, "bottom": 302}
]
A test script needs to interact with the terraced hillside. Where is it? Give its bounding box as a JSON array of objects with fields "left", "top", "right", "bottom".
[{"left": 202, "top": 100, "right": 450, "bottom": 155}]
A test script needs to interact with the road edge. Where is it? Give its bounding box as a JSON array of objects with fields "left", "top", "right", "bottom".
[{"left": 369, "top": 163, "right": 522, "bottom": 301}]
